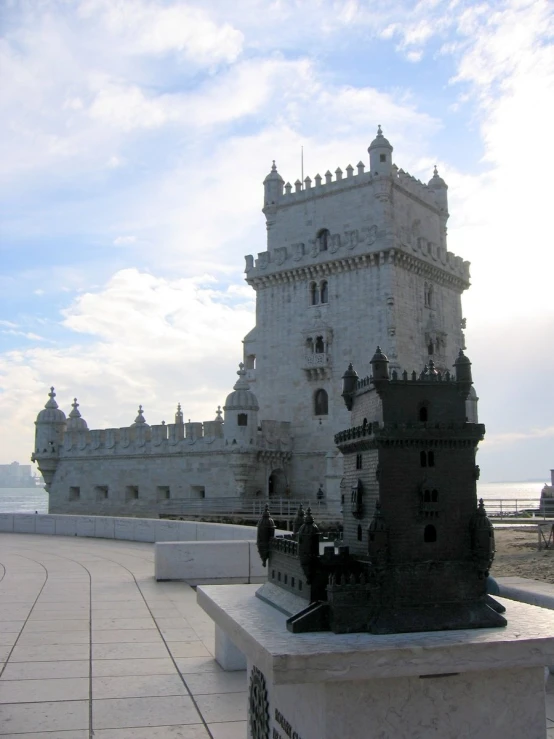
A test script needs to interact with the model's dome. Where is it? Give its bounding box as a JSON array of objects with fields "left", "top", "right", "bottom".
[
  {"left": 224, "top": 364, "right": 259, "bottom": 411},
  {"left": 66, "top": 398, "right": 88, "bottom": 431},
  {"left": 36, "top": 388, "right": 67, "bottom": 424}
]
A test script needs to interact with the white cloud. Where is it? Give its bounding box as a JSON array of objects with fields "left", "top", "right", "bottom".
[{"left": 113, "top": 235, "right": 136, "bottom": 246}]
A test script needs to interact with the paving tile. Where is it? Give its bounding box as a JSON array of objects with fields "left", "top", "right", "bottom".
[
  {"left": 0, "top": 621, "right": 25, "bottom": 632},
  {"left": 158, "top": 629, "right": 198, "bottom": 642},
  {"left": 0, "top": 646, "right": 12, "bottom": 661},
  {"left": 23, "top": 619, "right": 89, "bottom": 632},
  {"left": 92, "top": 617, "right": 156, "bottom": 630},
  {"left": 16, "top": 630, "right": 90, "bottom": 646},
  {"left": 208, "top": 720, "right": 248, "bottom": 739},
  {"left": 194, "top": 692, "right": 247, "bottom": 723},
  {"left": 174, "top": 657, "right": 223, "bottom": 675},
  {"left": 0, "top": 699, "right": 89, "bottom": 733},
  {"left": 0, "top": 676, "right": 89, "bottom": 703},
  {"left": 92, "top": 629, "right": 162, "bottom": 644},
  {"left": 93, "top": 642, "right": 168, "bottom": 660},
  {"left": 0, "top": 659, "right": 90, "bottom": 680},
  {"left": 154, "top": 618, "right": 191, "bottom": 629},
  {"left": 92, "top": 658, "right": 177, "bottom": 677},
  {"left": 184, "top": 670, "right": 246, "bottom": 695},
  {"left": 166, "top": 642, "right": 211, "bottom": 659},
  {"left": 93, "top": 673, "right": 187, "bottom": 699},
  {"left": 0, "top": 633, "right": 18, "bottom": 646},
  {"left": 0, "top": 732, "right": 89, "bottom": 739},
  {"left": 92, "top": 726, "right": 209, "bottom": 738},
  {"left": 93, "top": 695, "right": 200, "bottom": 729},
  {"left": 9, "top": 644, "right": 89, "bottom": 662}
]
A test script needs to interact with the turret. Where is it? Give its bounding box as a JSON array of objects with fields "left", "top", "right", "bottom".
[
  {"left": 66, "top": 398, "right": 88, "bottom": 431},
  {"left": 370, "top": 346, "right": 390, "bottom": 393},
  {"left": 454, "top": 349, "right": 472, "bottom": 399},
  {"left": 427, "top": 165, "right": 448, "bottom": 215},
  {"left": 131, "top": 405, "right": 149, "bottom": 427},
  {"left": 341, "top": 363, "right": 359, "bottom": 410},
  {"left": 223, "top": 363, "right": 259, "bottom": 445},
  {"left": 470, "top": 499, "right": 495, "bottom": 578},
  {"left": 256, "top": 504, "right": 276, "bottom": 566},
  {"left": 174, "top": 403, "right": 184, "bottom": 425},
  {"left": 368, "top": 125, "right": 393, "bottom": 177},
  {"left": 262, "top": 161, "right": 284, "bottom": 237},
  {"left": 31, "top": 387, "right": 67, "bottom": 489}
]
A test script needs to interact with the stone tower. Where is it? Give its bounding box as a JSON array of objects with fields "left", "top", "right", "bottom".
[{"left": 243, "top": 127, "right": 470, "bottom": 503}]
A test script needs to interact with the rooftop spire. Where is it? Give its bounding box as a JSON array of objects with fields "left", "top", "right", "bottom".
[
  {"left": 233, "top": 362, "right": 250, "bottom": 391},
  {"left": 45, "top": 387, "right": 59, "bottom": 410},
  {"left": 69, "top": 398, "right": 81, "bottom": 419},
  {"left": 133, "top": 405, "right": 146, "bottom": 425}
]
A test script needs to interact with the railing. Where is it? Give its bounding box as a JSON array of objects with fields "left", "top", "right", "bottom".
[
  {"left": 160, "top": 496, "right": 340, "bottom": 522},
  {"left": 482, "top": 498, "right": 551, "bottom": 521}
]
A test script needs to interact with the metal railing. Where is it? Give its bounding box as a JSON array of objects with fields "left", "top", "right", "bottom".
[
  {"left": 160, "top": 496, "right": 340, "bottom": 522},
  {"left": 481, "top": 498, "right": 551, "bottom": 521}
]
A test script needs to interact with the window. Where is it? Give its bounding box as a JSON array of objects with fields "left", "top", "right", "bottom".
[
  {"left": 431, "top": 489, "right": 438, "bottom": 503},
  {"left": 314, "top": 389, "right": 328, "bottom": 416},
  {"left": 95, "top": 485, "right": 108, "bottom": 501},
  {"left": 238, "top": 413, "right": 248, "bottom": 426},
  {"left": 356, "top": 454, "right": 363, "bottom": 470},
  {"left": 380, "top": 153, "right": 386, "bottom": 163},
  {"left": 424, "top": 524, "right": 437, "bottom": 543},
  {"left": 428, "top": 342, "right": 434, "bottom": 355},
  {"left": 428, "top": 451, "right": 435, "bottom": 467},
  {"left": 317, "top": 228, "right": 330, "bottom": 251},
  {"left": 69, "top": 486, "right": 80, "bottom": 501},
  {"left": 157, "top": 486, "right": 170, "bottom": 501},
  {"left": 419, "top": 406, "right": 428, "bottom": 423},
  {"left": 320, "top": 280, "right": 328, "bottom": 304},
  {"left": 315, "top": 336, "right": 325, "bottom": 354},
  {"left": 245, "top": 354, "right": 256, "bottom": 369},
  {"left": 420, "top": 451, "right": 427, "bottom": 468},
  {"left": 357, "top": 524, "right": 362, "bottom": 541},
  {"left": 191, "top": 485, "right": 205, "bottom": 499},
  {"left": 125, "top": 486, "right": 139, "bottom": 501},
  {"left": 310, "top": 282, "right": 319, "bottom": 305},
  {"left": 424, "top": 284, "right": 434, "bottom": 309},
  {"left": 424, "top": 489, "right": 431, "bottom": 503}
]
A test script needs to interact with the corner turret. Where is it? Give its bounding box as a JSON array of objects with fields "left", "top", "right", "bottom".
[
  {"left": 428, "top": 165, "right": 448, "bottom": 214},
  {"left": 31, "top": 387, "right": 67, "bottom": 489},
  {"left": 370, "top": 346, "right": 390, "bottom": 392},
  {"left": 454, "top": 349, "right": 472, "bottom": 398},
  {"left": 262, "top": 161, "right": 284, "bottom": 237},
  {"left": 368, "top": 125, "right": 393, "bottom": 177},
  {"left": 66, "top": 398, "right": 88, "bottom": 431},
  {"left": 223, "top": 363, "right": 259, "bottom": 445}
]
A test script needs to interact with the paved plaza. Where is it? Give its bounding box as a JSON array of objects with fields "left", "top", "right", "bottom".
[
  {"left": 0, "top": 533, "right": 246, "bottom": 738},
  {"left": 0, "top": 532, "right": 553, "bottom": 738}
]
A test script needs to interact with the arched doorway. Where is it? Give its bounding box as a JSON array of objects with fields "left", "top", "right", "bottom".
[{"left": 268, "top": 469, "right": 287, "bottom": 498}]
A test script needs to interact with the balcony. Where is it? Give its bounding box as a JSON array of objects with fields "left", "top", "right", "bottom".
[{"left": 302, "top": 352, "right": 330, "bottom": 380}]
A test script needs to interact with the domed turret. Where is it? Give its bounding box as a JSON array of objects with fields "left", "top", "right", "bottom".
[
  {"left": 131, "top": 405, "right": 149, "bottom": 427},
  {"left": 66, "top": 398, "right": 88, "bottom": 431},
  {"left": 370, "top": 346, "right": 390, "bottom": 391},
  {"left": 368, "top": 125, "right": 393, "bottom": 176},
  {"left": 454, "top": 349, "right": 472, "bottom": 398},
  {"left": 174, "top": 403, "right": 184, "bottom": 425},
  {"left": 224, "top": 363, "right": 259, "bottom": 444},
  {"left": 32, "top": 387, "right": 67, "bottom": 489},
  {"left": 341, "top": 362, "right": 359, "bottom": 410},
  {"left": 262, "top": 160, "right": 284, "bottom": 218},
  {"left": 427, "top": 165, "right": 448, "bottom": 213}
]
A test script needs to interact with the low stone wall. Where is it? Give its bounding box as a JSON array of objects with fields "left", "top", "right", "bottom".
[
  {"left": 155, "top": 540, "right": 267, "bottom": 584},
  {"left": 0, "top": 512, "right": 285, "bottom": 544}
]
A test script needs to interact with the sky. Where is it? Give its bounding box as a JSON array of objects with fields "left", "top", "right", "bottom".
[{"left": 1, "top": 0, "right": 553, "bottom": 483}]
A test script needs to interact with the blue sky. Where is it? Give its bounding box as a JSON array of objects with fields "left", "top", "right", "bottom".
[{"left": 1, "top": 0, "right": 553, "bottom": 482}]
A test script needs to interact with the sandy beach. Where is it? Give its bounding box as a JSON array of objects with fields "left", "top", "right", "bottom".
[{"left": 491, "top": 525, "right": 554, "bottom": 584}]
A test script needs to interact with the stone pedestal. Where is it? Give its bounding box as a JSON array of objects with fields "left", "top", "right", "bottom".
[{"left": 198, "top": 584, "right": 554, "bottom": 739}]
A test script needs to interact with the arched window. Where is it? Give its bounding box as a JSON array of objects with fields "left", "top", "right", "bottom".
[
  {"left": 431, "top": 489, "right": 438, "bottom": 503},
  {"left": 424, "top": 489, "right": 431, "bottom": 503},
  {"left": 419, "top": 406, "right": 428, "bottom": 423},
  {"left": 320, "top": 280, "right": 328, "bottom": 304},
  {"left": 314, "top": 389, "right": 328, "bottom": 416},
  {"left": 238, "top": 413, "right": 248, "bottom": 426},
  {"left": 315, "top": 336, "right": 325, "bottom": 354},
  {"left": 310, "top": 282, "right": 319, "bottom": 305},
  {"left": 428, "top": 341, "right": 434, "bottom": 355},
  {"left": 420, "top": 451, "right": 427, "bottom": 468},
  {"left": 317, "top": 228, "right": 330, "bottom": 251},
  {"left": 424, "top": 524, "right": 437, "bottom": 543}
]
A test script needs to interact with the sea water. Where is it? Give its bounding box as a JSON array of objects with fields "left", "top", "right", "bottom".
[{"left": 0, "top": 481, "right": 546, "bottom": 515}]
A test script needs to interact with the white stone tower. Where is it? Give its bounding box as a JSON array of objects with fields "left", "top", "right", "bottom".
[{"left": 243, "top": 127, "right": 470, "bottom": 504}]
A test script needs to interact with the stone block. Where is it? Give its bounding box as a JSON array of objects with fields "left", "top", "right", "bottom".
[
  {"left": 35, "top": 515, "right": 56, "bottom": 535},
  {"left": 155, "top": 520, "right": 184, "bottom": 542},
  {"left": 215, "top": 624, "right": 246, "bottom": 671},
  {"left": 94, "top": 517, "right": 115, "bottom": 539},
  {"left": 55, "top": 516, "right": 77, "bottom": 536},
  {"left": 114, "top": 518, "right": 135, "bottom": 540},
  {"left": 0, "top": 514, "right": 14, "bottom": 532},
  {"left": 134, "top": 518, "right": 157, "bottom": 542},
  {"left": 155, "top": 541, "right": 255, "bottom": 584},
  {"left": 75, "top": 516, "right": 95, "bottom": 537},
  {"left": 13, "top": 515, "right": 37, "bottom": 533}
]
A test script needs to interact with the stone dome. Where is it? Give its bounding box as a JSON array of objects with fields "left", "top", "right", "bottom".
[
  {"left": 131, "top": 405, "right": 149, "bottom": 427},
  {"left": 66, "top": 398, "right": 88, "bottom": 431},
  {"left": 368, "top": 125, "right": 392, "bottom": 151},
  {"left": 428, "top": 165, "right": 447, "bottom": 189},
  {"left": 36, "top": 388, "right": 67, "bottom": 424},
  {"left": 224, "top": 364, "right": 259, "bottom": 411}
]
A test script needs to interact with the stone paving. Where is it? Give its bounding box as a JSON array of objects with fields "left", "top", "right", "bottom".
[
  {"left": 0, "top": 533, "right": 552, "bottom": 738},
  {"left": 0, "top": 533, "right": 246, "bottom": 738}
]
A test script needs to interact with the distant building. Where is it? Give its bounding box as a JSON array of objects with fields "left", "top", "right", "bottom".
[
  {"left": 0, "top": 461, "right": 36, "bottom": 488},
  {"left": 31, "top": 127, "right": 475, "bottom": 517}
]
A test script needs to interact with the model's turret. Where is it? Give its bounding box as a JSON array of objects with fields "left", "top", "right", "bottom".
[
  {"left": 32, "top": 387, "right": 67, "bottom": 489},
  {"left": 370, "top": 346, "right": 390, "bottom": 392},
  {"left": 341, "top": 363, "right": 359, "bottom": 410},
  {"left": 454, "top": 349, "right": 472, "bottom": 398},
  {"left": 368, "top": 125, "right": 393, "bottom": 177}
]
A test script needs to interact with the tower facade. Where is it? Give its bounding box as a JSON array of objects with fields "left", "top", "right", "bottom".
[{"left": 244, "top": 128, "right": 470, "bottom": 502}]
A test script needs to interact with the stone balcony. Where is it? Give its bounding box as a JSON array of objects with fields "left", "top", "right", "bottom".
[{"left": 302, "top": 352, "right": 330, "bottom": 380}]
